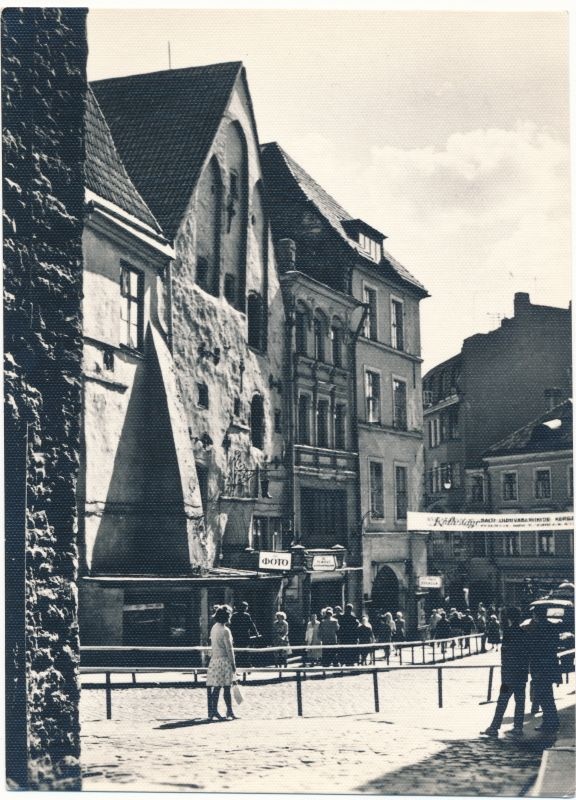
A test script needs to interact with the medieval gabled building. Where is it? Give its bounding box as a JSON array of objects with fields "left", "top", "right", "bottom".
[{"left": 261, "top": 143, "right": 430, "bottom": 633}]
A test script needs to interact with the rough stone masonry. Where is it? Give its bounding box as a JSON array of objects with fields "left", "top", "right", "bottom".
[{"left": 3, "top": 7, "right": 87, "bottom": 789}]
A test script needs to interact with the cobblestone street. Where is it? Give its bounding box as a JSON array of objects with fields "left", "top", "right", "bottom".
[{"left": 80, "top": 652, "right": 575, "bottom": 794}]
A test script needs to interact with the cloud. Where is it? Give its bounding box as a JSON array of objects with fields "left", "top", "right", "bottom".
[{"left": 292, "top": 123, "right": 570, "bottom": 367}]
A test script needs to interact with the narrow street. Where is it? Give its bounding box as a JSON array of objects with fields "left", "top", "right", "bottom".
[{"left": 80, "top": 651, "right": 575, "bottom": 794}]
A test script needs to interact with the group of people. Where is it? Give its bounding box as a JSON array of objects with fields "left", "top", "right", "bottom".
[
  {"left": 428, "top": 603, "right": 505, "bottom": 651},
  {"left": 481, "top": 604, "right": 566, "bottom": 741}
]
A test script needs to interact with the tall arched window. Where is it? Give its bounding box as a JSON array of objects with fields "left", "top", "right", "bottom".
[
  {"left": 331, "top": 317, "right": 344, "bottom": 368},
  {"left": 223, "top": 122, "right": 248, "bottom": 311},
  {"left": 250, "top": 394, "right": 264, "bottom": 450},
  {"left": 313, "top": 311, "right": 327, "bottom": 362},
  {"left": 247, "top": 291, "right": 266, "bottom": 352},
  {"left": 195, "top": 156, "right": 222, "bottom": 296},
  {"left": 295, "top": 302, "right": 310, "bottom": 355}
]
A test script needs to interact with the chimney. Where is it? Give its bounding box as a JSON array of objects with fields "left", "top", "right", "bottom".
[
  {"left": 514, "top": 292, "right": 531, "bottom": 316},
  {"left": 277, "top": 238, "right": 296, "bottom": 272}
]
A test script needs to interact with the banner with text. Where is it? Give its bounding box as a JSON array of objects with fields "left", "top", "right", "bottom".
[{"left": 407, "top": 511, "right": 574, "bottom": 533}]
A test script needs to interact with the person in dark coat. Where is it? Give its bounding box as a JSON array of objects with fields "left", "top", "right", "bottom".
[
  {"left": 486, "top": 615, "right": 502, "bottom": 650},
  {"left": 460, "top": 609, "right": 476, "bottom": 649},
  {"left": 526, "top": 604, "right": 562, "bottom": 738},
  {"left": 338, "top": 603, "right": 360, "bottom": 666},
  {"left": 230, "top": 601, "right": 259, "bottom": 668},
  {"left": 434, "top": 610, "right": 453, "bottom": 655},
  {"left": 357, "top": 615, "right": 375, "bottom": 665},
  {"left": 481, "top": 607, "right": 529, "bottom": 738},
  {"left": 319, "top": 607, "right": 340, "bottom": 667}
]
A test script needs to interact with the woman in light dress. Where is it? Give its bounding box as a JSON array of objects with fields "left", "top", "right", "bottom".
[
  {"left": 206, "top": 606, "right": 237, "bottom": 720},
  {"left": 305, "top": 612, "right": 322, "bottom": 665},
  {"left": 272, "top": 611, "right": 291, "bottom": 667}
]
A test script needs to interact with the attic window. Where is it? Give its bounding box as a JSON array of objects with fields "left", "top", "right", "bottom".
[{"left": 358, "top": 232, "right": 381, "bottom": 261}]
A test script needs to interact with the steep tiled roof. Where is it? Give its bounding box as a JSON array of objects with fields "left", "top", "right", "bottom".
[
  {"left": 261, "top": 141, "right": 428, "bottom": 295},
  {"left": 85, "top": 87, "right": 161, "bottom": 232},
  {"left": 92, "top": 62, "right": 243, "bottom": 238},
  {"left": 484, "top": 399, "right": 573, "bottom": 457}
]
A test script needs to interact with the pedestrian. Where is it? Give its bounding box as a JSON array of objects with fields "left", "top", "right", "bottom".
[
  {"left": 380, "top": 612, "right": 396, "bottom": 664},
  {"left": 206, "top": 605, "right": 237, "bottom": 720},
  {"left": 338, "top": 603, "right": 360, "bottom": 666},
  {"left": 460, "top": 608, "right": 475, "bottom": 649},
  {"left": 272, "top": 611, "right": 290, "bottom": 668},
  {"left": 394, "top": 611, "right": 406, "bottom": 654},
  {"left": 230, "top": 601, "right": 259, "bottom": 668},
  {"left": 318, "top": 607, "right": 340, "bottom": 667},
  {"left": 333, "top": 605, "right": 344, "bottom": 664},
  {"left": 305, "top": 612, "right": 321, "bottom": 665},
  {"left": 526, "top": 604, "right": 562, "bottom": 740},
  {"left": 486, "top": 614, "right": 502, "bottom": 651},
  {"left": 357, "top": 615, "right": 375, "bottom": 665},
  {"left": 434, "top": 610, "right": 452, "bottom": 655},
  {"left": 480, "top": 606, "right": 529, "bottom": 739},
  {"left": 428, "top": 608, "right": 441, "bottom": 639}
]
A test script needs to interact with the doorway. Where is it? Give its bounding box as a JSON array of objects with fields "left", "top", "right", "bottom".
[{"left": 371, "top": 565, "right": 400, "bottom": 615}]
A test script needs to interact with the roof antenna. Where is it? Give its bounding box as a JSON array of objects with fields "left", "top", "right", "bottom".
[{"left": 168, "top": 41, "right": 172, "bottom": 70}]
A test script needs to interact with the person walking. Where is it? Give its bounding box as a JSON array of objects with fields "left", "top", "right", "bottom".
[
  {"left": 394, "top": 611, "right": 406, "bottom": 654},
  {"left": 272, "top": 611, "right": 290, "bottom": 668},
  {"left": 318, "top": 607, "right": 340, "bottom": 667},
  {"left": 206, "top": 606, "right": 237, "bottom": 720},
  {"left": 428, "top": 608, "right": 441, "bottom": 640},
  {"left": 434, "top": 610, "right": 452, "bottom": 655},
  {"left": 486, "top": 614, "right": 502, "bottom": 651},
  {"left": 305, "top": 613, "right": 321, "bottom": 665},
  {"left": 460, "top": 608, "right": 476, "bottom": 649},
  {"left": 357, "top": 615, "right": 375, "bottom": 665},
  {"left": 480, "top": 606, "right": 529, "bottom": 739},
  {"left": 380, "top": 612, "right": 396, "bottom": 664},
  {"left": 338, "top": 603, "right": 360, "bottom": 666},
  {"left": 230, "top": 601, "right": 259, "bottom": 668},
  {"left": 526, "top": 604, "right": 562, "bottom": 740}
]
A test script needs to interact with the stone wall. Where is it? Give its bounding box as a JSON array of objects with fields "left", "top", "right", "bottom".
[{"left": 3, "top": 7, "right": 87, "bottom": 789}]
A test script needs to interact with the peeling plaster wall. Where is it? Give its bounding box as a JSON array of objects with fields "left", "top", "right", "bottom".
[{"left": 171, "top": 76, "right": 286, "bottom": 567}]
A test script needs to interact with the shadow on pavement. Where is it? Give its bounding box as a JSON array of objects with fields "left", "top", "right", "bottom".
[{"left": 155, "top": 718, "right": 215, "bottom": 730}]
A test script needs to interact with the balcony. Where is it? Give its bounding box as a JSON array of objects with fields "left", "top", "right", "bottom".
[{"left": 294, "top": 444, "right": 357, "bottom": 474}]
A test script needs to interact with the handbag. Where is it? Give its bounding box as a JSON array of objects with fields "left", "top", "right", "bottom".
[{"left": 232, "top": 682, "right": 244, "bottom": 704}]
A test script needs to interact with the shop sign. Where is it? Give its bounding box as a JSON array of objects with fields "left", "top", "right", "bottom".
[
  {"left": 418, "top": 575, "right": 443, "bottom": 590},
  {"left": 258, "top": 551, "right": 292, "bottom": 571},
  {"left": 123, "top": 603, "right": 164, "bottom": 611},
  {"left": 408, "top": 510, "right": 574, "bottom": 532},
  {"left": 311, "top": 554, "right": 337, "bottom": 571}
]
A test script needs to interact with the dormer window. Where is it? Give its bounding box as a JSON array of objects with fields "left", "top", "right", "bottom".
[{"left": 358, "top": 232, "right": 382, "bottom": 262}]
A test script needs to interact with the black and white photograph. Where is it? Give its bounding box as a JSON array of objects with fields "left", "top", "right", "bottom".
[{"left": 3, "top": 4, "right": 574, "bottom": 795}]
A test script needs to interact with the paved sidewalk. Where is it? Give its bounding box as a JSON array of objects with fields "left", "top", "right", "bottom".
[{"left": 80, "top": 656, "right": 575, "bottom": 794}]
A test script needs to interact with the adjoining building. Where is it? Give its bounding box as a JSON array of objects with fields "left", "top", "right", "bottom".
[
  {"left": 477, "top": 399, "right": 573, "bottom": 606},
  {"left": 423, "top": 293, "right": 572, "bottom": 607},
  {"left": 261, "top": 142, "right": 430, "bottom": 634}
]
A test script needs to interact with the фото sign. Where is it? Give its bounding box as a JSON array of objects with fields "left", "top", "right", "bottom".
[
  {"left": 258, "top": 551, "right": 292, "bottom": 571},
  {"left": 311, "top": 554, "right": 337, "bottom": 571},
  {"left": 407, "top": 511, "right": 574, "bottom": 533},
  {"left": 418, "top": 575, "right": 443, "bottom": 590}
]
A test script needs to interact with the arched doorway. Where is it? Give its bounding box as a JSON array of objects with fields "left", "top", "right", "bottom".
[{"left": 371, "top": 566, "right": 400, "bottom": 616}]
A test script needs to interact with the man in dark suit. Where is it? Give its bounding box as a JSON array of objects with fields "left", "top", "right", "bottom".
[
  {"left": 230, "top": 601, "right": 259, "bottom": 668},
  {"left": 527, "top": 604, "right": 562, "bottom": 740}
]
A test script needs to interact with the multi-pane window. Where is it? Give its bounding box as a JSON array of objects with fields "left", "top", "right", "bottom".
[
  {"left": 535, "top": 469, "right": 551, "bottom": 499},
  {"left": 363, "top": 287, "right": 378, "bottom": 340},
  {"left": 317, "top": 399, "right": 330, "bottom": 448},
  {"left": 334, "top": 403, "right": 346, "bottom": 449},
  {"left": 472, "top": 533, "right": 487, "bottom": 557},
  {"left": 439, "top": 412, "right": 448, "bottom": 442},
  {"left": 247, "top": 292, "right": 266, "bottom": 352},
  {"left": 395, "top": 466, "right": 408, "bottom": 520},
  {"left": 253, "top": 517, "right": 283, "bottom": 552},
  {"left": 391, "top": 299, "right": 404, "bottom": 351},
  {"left": 369, "top": 461, "right": 384, "bottom": 518},
  {"left": 298, "top": 395, "right": 310, "bottom": 444},
  {"left": 331, "top": 326, "right": 343, "bottom": 367},
  {"left": 295, "top": 309, "right": 308, "bottom": 355},
  {"left": 433, "top": 418, "right": 440, "bottom": 447},
  {"left": 393, "top": 379, "right": 408, "bottom": 430},
  {"left": 470, "top": 475, "right": 484, "bottom": 503},
  {"left": 539, "top": 532, "right": 555, "bottom": 555},
  {"left": 358, "top": 232, "right": 381, "bottom": 261},
  {"left": 120, "top": 263, "right": 143, "bottom": 349},
  {"left": 428, "top": 420, "right": 434, "bottom": 448},
  {"left": 448, "top": 406, "right": 460, "bottom": 439},
  {"left": 365, "top": 370, "right": 381, "bottom": 423},
  {"left": 197, "top": 383, "right": 209, "bottom": 409},
  {"left": 502, "top": 472, "right": 518, "bottom": 501},
  {"left": 313, "top": 316, "right": 325, "bottom": 361},
  {"left": 274, "top": 409, "right": 282, "bottom": 434},
  {"left": 505, "top": 532, "right": 521, "bottom": 556},
  {"left": 250, "top": 394, "right": 264, "bottom": 450}
]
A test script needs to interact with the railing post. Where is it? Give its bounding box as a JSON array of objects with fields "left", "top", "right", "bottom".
[
  {"left": 422, "top": 642, "right": 426, "bottom": 664},
  {"left": 296, "top": 670, "right": 303, "bottom": 717},
  {"left": 437, "top": 667, "right": 443, "bottom": 708},
  {"left": 398, "top": 646, "right": 403, "bottom": 665},
  {"left": 105, "top": 672, "right": 112, "bottom": 720},
  {"left": 372, "top": 670, "right": 380, "bottom": 712},
  {"left": 432, "top": 642, "right": 436, "bottom": 664},
  {"left": 411, "top": 645, "right": 415, "bottom": 665},
  {"left": 487, "top": 665, "right": 494, "bottom": 702}
]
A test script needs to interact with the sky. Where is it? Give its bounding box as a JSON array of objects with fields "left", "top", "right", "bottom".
[{"left": 88, "top": 9, "right": 571, "bottom": 371}]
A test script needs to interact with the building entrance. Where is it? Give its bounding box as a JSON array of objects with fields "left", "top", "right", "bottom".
[
  {"left": 371, "top": 566, "right": 400, "bottom": 615},
  {"left": 300, "top": 487, "right": 347, "bottom": 548},
  {"left": 310, "top": 579, "right": 344, "bottom": 616}
]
